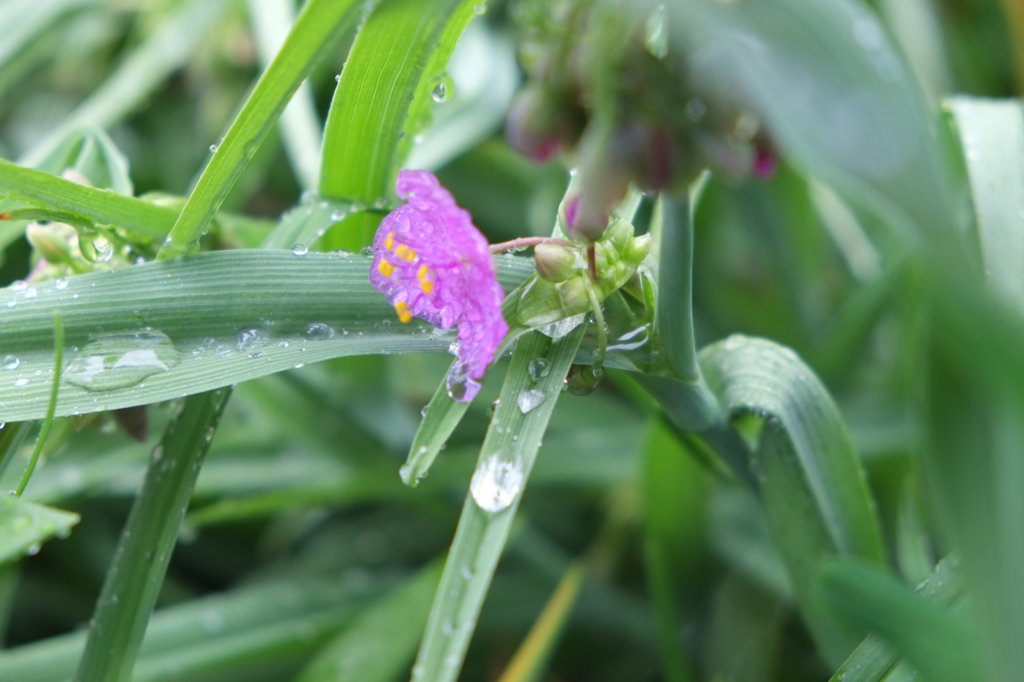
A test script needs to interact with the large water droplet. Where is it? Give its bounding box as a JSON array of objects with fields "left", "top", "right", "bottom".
[
  {"left": 291, "top": 243, "right": 308, "bottom": 256},
  {"left": 65, "top": 329, "right": 181, "bottom": 391},
  {"left": 3, "top": 355, "right": 19, "bottom": 370},
  {"left": 517, "top": 388, "right": 546, "bottom": 414},
  {"left": 470, "top": 454, "right": 523, "bottom": 513}
]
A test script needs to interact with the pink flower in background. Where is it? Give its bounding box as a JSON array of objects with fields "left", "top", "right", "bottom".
[{"left": 370, "top": 170, "right": 508, "bottom": 402}]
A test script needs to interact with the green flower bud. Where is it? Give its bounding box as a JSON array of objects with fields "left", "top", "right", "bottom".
[
  {"left": 26, "top": 222, "right": 76, "bottom": 266},
  {"left": 534, "top": 242, "right": 579, "bottom": 282}
]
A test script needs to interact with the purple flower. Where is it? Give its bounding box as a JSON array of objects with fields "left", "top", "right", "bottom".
[{"left": 370, "top": 170, "right": 508, "bottom": 401}]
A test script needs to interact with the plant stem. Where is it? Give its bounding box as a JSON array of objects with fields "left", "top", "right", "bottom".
[
  {"left": 15, "top": 313, "right": 63, "bottom": 497},
  {"left": 489, "top": 236, "right": 576, "bottom": 254}
]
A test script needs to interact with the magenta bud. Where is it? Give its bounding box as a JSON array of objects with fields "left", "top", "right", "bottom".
[
  {"left": 505, "top": 89, "right": 561, "bottom": 163},
  {"left": 752, "top": 135, "right": 778, "bottom": 179},
  {"left": 564, "top": 193, "right": 609, "bottom": 243}
]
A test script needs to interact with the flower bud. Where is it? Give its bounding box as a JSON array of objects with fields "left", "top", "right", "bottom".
[
  {"left": 534, "top": 242, "right": 579, "bottom": 282},
  {"left": 505, "top": 88, "right": 561, "bottom": 163},
  {"left": 26, "top": 222, "right": 76, "bottom": 266},
  {"left": 625, "top": 233, "right": 651, "bottom": 266},
  {"left": 752, "top": 133, "right": 778, "bottom": 179}
]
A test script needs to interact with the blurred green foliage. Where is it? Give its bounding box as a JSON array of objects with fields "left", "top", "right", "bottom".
[{"left": 0, "top": 0, "right": 1020, "bottom": 681}]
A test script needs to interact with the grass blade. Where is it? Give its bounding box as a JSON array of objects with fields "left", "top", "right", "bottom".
[
  {"left": 497, "top": 561, "right": 586, "bottom": 682},
  {"left": 294, "top": 561, "right": 442, "bottom": 682},
  {"left": 814, "top": 559, "right": 982, "bottom": 682},
  {"left": 245, "top": 0, "right": 322, "bottom": 190},
  {"left": 0, "top": 251, "right": 534, "bottom": 422},
  {"left": 0, "top": 157, "right": 175, "bottom": 240},
  {"left": 699, "top": 335, "right": 884, "bottom": 663},
  {"left": 0, "top": 497, "right": 78, "bottom": 565},
  {"left": 411, "top": 327, "right": 585, "bottom": 682},
  {"left": 320, "top": 0, "right": 480, "bottom": 202},
  {"left": 19, "top": 0, "right": 230, "bottom": 168},
  {"left": 829, "top": 555, "right": 962, "bottom": 682},
  {"left": 159, "top": 0, "right": 366, "bottom": 258},
  {"left": 318, "top": 0, "right": 481, "bottom": 250},
  {"left": 0, "top": 576, "right": 383, "bottom": 682},
  {"left": 74, "top": 388, "right": 231, "bottom": 682},
  {"left": 947, "top": 98, "right": 1024, "bottom": 308}
]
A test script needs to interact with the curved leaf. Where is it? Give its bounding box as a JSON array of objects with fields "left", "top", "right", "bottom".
[{"left": 700, "top": 335, "right": 884, "bottom": 662}]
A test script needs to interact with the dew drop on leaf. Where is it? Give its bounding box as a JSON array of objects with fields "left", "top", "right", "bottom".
[
  {"left": 470, "top": 454, "right": 523, "bottom": 513},
  {"left": 65, "top": 329, "right": 181, "bottom": 392},
  {"left": 517, "top": 388, "right": 546, "bottom": 414}
]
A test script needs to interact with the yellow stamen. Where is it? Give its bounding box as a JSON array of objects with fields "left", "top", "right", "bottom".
[
  {"left": 395, "top": 244, "right": 418, "bottom": 262},
  {"left": 378, "top": 259, "right": 394, "bottom": 277},
  {"left": 394, "top": 301, "right": 412, "bottom": 324},
  {"left": 384, "top": 232, "right": 395, "bottom": 250},
  {"left": 417, "top": 264, "right": 434, "bottom": 294}
]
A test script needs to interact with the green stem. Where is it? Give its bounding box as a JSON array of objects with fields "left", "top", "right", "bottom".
[
  {"left": 654, "top": 194, "right": 699, "bottom": 381},
  {"left": 15, "top": 313, "right": 63, "bottom": 497},
  {"left": 583, "top": 275, "right": 607, "bottom": 370},
  {"left": 74, "top": 388, "right": 232, "bottom": 682}
]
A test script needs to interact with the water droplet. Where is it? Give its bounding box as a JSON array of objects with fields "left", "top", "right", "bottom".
[
  {"left": 470, "top": 454, "right": 524, "bottom": 513},
  {"left": 6, "top": 301, "right": 14, "bottom": 309},
  {"left": 517, "top": 388, "right": 546, "bottom": 414},
  {"left": 209, "top": 144, "right": 218, "bottom": 153},
  {"left": 291, "top": 243, "right": 308, "bottom": 256},
  {"left": 292, "top": 361, "right": 305, "bottom": 369},
  {"left": 151, "top": 445, "right": 163, "bottom": 461},
  {"left": 446, "top": 363, "right": 471, "bottom": 401},
  {"left": 420, "top": 404, "right": 429, "bottom": 417},
  {"left": 237, "top": 328, "right": 270, "bottom": 357},
  {"left": 431, "top": 73, "right": 454, "bottom": 103},
  {"left": 527, "top": 357, "right": 549, "bottom": 380},
  {"left": 65, "top": 329, "right": 181, "bottom": 392},
  {"left": 303, "top": 322, "right": 334, "bottom": 340},
  {"left": 54, "top": 278, "right": 68, "bottom": 290},
  {"left": 334, "top": 74, "right": 341, "bottom": 83},
  {"left": 14, "top": 378, "right": 29, "bottom": 387},
  {"left": 23, "top": 286, "right": 37, "bottom": 299},
  {"left": 26, "top": 543, "right": 40, "bottom": 556},
  {"left": 3, "top": 355, "right": 19, "bottom": 370},
  {"left": 460, "top": 566, "right": 474, "bottom": 580},
  {"left": 11, "top": 280, "right": 27, "bottom": 291},
  {"left": 472, "top": 2, "right": 486, "bottom": 16},
  {"left": 91, "top": 237, "right": 113, "bottom": 262},
  {"left": 686, "top": 97, "right": 707, "bottom": 120}
]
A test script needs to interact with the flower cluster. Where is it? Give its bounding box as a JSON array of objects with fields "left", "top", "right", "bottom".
[
  {"left": 370, "top": 170, "right": 508, "bottom": 402},
  {"left": 506, "top": 2, "right": 777, "bottom": 242}
]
